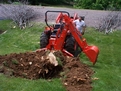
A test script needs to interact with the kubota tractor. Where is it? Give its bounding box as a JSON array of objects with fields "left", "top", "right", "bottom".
[{"left": 40, "top": 11, "right": 99, "bottom": 65}]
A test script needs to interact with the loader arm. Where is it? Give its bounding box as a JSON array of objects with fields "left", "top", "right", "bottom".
[{"left": 62, "top": 14, "right": 99, "bottom": 64}]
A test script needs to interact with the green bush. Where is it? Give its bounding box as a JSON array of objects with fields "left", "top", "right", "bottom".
[{"left": 74, "top": 0, "right": 121, "bottom": 10}]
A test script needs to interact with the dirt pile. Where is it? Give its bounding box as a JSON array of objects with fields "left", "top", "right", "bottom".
[
  {"left": 63, "top": 57, "right": 94, "bottom": 91},
  {"left": 0, "top": 50, "right": 94, "bottom": 91}
]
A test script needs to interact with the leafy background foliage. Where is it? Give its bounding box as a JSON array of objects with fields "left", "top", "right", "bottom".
[{"left": 1, "top": 0, "right": 121, "bottom": 10}]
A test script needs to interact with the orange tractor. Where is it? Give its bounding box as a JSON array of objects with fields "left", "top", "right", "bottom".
[{"left": 39, "top": 11, "right": 99, "bottom": 65}]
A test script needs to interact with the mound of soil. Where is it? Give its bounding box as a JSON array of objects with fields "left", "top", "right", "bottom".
[
  {"left": 0, "top": 50, "right": 94, "bottom": 91},
  {"left": 63, "top": 57, "right": 94, "bottom": 91}
]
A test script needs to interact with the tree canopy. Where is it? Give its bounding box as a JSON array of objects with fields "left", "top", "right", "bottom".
[
  {"left": 1, "top": 0, "right": 121, "bottom": 10},
  {"left": 74, "top": 0, "right": 121, "bottom": 10}
]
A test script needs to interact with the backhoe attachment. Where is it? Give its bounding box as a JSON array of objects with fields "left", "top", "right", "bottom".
[
  {"left": 62, "top": 14, "right": 99, "bottom": 64},
  {"left": 83, "top": 45, "right": 99, "bottom": 65},
  {"left": 40, "top": 10, "right": 99, "bottom": 65}
]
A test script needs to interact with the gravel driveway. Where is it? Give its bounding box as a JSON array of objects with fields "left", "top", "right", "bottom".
[
  {"left": 0, "top": 5, "right": 121, "bottom": 29},
  {"left": 32, "top": 6, "right": 109, "bottom": 28}
]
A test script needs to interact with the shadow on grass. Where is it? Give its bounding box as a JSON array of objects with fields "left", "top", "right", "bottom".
[
  {"left": 0, "top": 30, "right": 4, "bottom": 34},
  {"left": 89, "top": 65, "right": 101, "bottom": 69}
]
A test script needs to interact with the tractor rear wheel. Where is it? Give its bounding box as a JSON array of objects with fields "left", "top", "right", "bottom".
[
  {"left": 40, "top": 32, "right": 49, "bottom": 48},
  {"left": 64, "top": 35, "right": 75, "bottom": 56}
]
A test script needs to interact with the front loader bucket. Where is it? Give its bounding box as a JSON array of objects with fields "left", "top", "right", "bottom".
[{"left": 83, "top": 46, "right": 99, "bottom": 65}]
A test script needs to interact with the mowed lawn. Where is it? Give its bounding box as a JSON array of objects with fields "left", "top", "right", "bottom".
[{"left": 0, "top": 20, "right": 121, "bottom": 91}]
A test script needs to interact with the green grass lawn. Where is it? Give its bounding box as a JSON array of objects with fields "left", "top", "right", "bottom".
[
  {"left": 84, "top": 28, "right": 121, "bottom": 91},
  {"left": 0, "top": 20, "right": 121, "bottom": 91}
]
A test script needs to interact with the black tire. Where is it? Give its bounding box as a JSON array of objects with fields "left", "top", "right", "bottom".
[
  {"left": 40, "top": 32, "right": 49, "bottom": 48},
  {"left": 64, "top": 35, "right": 75, "bottom": 55}
]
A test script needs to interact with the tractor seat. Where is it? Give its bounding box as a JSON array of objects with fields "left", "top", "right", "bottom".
[
  {"left": 53, "top": 29, "right": 58, "bottom": 33},
  {"left": 51, "top": 29, "right": 58, "bottom": 38},
  {"left": 51, "top": 35, "right": 56, "bottom": 38},
  {"left": 50, "top": 23, "right": 61, "bottom": 38},
  {"left": 54, "top": 23, "right": 61, "bottom": 29}
]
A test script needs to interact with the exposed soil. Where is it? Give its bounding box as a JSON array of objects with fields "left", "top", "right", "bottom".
[
  {"left": 0, "top": 50, "right": 94, "bottom": 91},
  {"left": 62, "top": 57, "right": 94, "bottom": 91}
]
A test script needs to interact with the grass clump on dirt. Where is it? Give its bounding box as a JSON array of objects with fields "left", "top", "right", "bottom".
[{"left": 12, "top": 58, "right": 19, "bottom": 65}]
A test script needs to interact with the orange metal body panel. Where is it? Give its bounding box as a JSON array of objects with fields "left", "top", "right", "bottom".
[{"left": 44, "top": 11, "right": 99, "bottom": 64}]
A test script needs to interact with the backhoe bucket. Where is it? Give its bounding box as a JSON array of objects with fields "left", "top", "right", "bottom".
[{"left": 83, "top": 46, "right": 99, "bottom": 65}]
